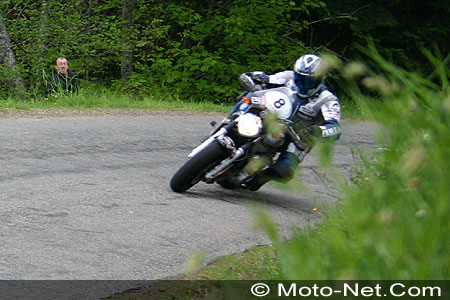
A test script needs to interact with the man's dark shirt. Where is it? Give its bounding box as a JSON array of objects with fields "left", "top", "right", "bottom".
[{"left": 47, "top": 70, "right": 78, "bottom": 96}]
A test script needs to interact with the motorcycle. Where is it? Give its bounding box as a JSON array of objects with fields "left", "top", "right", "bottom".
[{"left": 170, "top": 74, "right": 313, "bottom": 193}]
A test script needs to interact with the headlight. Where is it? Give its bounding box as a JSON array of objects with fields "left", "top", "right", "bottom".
[{"left": 237, "top": 113, "right": 262, "bottom": 137}]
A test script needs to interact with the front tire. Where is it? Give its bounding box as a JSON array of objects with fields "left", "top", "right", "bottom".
[{"left": 170, "top": 140, "right": 228, "bottom": 193}]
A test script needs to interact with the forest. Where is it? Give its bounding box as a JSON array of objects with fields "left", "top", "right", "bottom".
[{"left": 0, "top": 0, "right": 449, "bottom": 102}]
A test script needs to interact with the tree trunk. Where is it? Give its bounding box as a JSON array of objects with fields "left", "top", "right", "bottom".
[
  {"left": 121, "top": 0, "right": 134, "bottom": 82},
  {"left": 0, "top": 16, "right": 26, "bottom": 93},
  {"left": 37, "top": 0, "right": 50, "bottom": 88}
]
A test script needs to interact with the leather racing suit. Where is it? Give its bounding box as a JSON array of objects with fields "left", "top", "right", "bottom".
[{"left": 232, "top": 70, "right": 341, "bottom": 190}]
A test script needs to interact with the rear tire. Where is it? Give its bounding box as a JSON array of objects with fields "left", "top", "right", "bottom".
[{"left": 170, "top": 140, "right": 228, "bottom": 193}]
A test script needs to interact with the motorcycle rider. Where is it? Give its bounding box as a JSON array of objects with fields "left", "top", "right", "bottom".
[{"left": 230, "top": 54, "right": 342, "bottom": 191}]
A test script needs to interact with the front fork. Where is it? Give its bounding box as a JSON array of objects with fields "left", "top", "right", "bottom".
[
  {"left": 188, "top": 120, "right": 238, "bottom": 158},
  {"left": 204, "top": 142, "right": 251, "bottom": 182}
]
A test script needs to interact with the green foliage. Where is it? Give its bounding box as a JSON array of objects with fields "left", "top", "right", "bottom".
[
  {"left": 1, "top": 0, "right": 449, "bottom": 103},
  {"left": 1, "top": 0, "right": 123, "bottom": 92},
  {"left": 128, "top": 0, "right": 320, "bottom": 102},
  {"left": 1, "top": 0, "right": 323, "bottom": 101},
  {"left": 260, "top": 49, "right": 449, "bottom": 280}
]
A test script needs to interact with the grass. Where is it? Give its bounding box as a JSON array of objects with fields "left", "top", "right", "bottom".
[
  {"left": 107, "top": 245, "right": 280, "bottom": 300},
  {"left": 0, "top": 84, "right": 233, "bottom": 113},
  {"left": 258, "top": 49, "right": 450, "bottom": 281},
  {"left": 179, "top": 245, "right": 280, "bottom": 280},
  {"left": 0, "top": 82, "right": 359, "bottom": 118},
  {"left": 277, "top": 51, "right": 449, "bottom": 280}
]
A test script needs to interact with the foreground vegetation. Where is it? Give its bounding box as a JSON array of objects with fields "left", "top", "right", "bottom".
[{"left": 266, "top": 48, "right": 449, "bottom": 281}]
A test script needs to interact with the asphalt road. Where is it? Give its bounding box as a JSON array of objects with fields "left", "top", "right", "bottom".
[{"left": 0, "top": 112, "right": 379, "bottom": 295}]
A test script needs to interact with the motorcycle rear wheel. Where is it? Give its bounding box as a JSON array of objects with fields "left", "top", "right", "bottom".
[{"left": 170, "top": 140, "right": 228, "bottom": 193}]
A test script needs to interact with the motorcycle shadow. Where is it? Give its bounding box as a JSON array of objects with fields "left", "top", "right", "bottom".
[{"left": 185, "top": 185, "right": 317, "bottom": 215}]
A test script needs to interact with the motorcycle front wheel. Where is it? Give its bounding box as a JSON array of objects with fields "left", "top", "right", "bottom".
[{"left": 170, "top": 140, "right": 228, "bottom": 193}]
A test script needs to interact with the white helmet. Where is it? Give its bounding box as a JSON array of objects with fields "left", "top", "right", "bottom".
[{"left": 293, "top": 54, "right": 324, "bottom": 97}]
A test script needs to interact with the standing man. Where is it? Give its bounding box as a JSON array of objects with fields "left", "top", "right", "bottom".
[{"left": 46, "top": 56, "right": 78, "bottom": 97}]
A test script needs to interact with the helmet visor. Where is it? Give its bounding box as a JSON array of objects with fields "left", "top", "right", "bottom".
[{"left": 295, "top": 74, "right": 322, "bottom": 90}]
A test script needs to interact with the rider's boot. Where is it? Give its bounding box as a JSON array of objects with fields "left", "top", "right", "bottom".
[{"left": 242, "top": 174, "right": 269, "bottom": 191}]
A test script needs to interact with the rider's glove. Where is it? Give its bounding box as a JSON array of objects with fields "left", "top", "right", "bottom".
[
  {"left": 306, "top": 124, "right": 341, "bottom": 140},
  {"left": 251, "top": 71, "right": 269, "bottom": 84}
]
